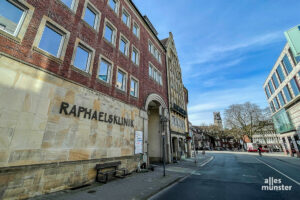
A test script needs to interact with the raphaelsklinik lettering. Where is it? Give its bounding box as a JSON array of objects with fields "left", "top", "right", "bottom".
[{"left": 59, "top": 102, "right": 134, "bottom": 127}]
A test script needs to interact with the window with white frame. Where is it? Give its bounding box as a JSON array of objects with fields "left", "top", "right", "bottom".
[
  {"left": 108, "top": 0, "right": 118, "bottom": 13},
  {"left": 131, "top": 46, "right": 139, "bottom": 65},
  {"left": 38, "top": 24, "right": 65, "bottom": 57},
  {"left": 119, "top": 35, "right": 129, "bottom": 56},
  {"left": 73, "top": 44, "right": 92, "bottom": 72},
  {"left": 98, "top": 58, "right": 112, "bottom": 83},
  {"left": 148, "top": 40, "right": 161, "bottom": 63},
  {"left": 133, "top": 21, "right": 140, "bottom": 38},
  {"left": 122, "top": 8, "right": 130, "bottom": 27},
  {"left": 104, "top": 20, "right": 116, "bottom": 45},
  {"left": 60, "top": 0, "right": 78, "bottom": 11},
  {"left": 130, "top": 78, "right": 138, "bottom": 97},
  {"left": 116, "top": 68, "right": 127, "bottom": 91},
  {"left": 0, "top": 0, "right": 27, "bottom": 36},
  {"left": 149, "top": 63, "right": 162, "bottom": 85},
  {"left": 83, "top": 3, "right": 100, "bottom": 30}
]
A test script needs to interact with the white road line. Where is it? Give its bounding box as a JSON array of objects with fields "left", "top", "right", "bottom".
[
  {"left": 256, "top": 158, "right": 300, "bottom": 186},
  {"left": 200, "top": 156, "right": 214, "bottom": 167}
]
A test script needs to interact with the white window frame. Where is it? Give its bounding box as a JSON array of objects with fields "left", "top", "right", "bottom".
[
  {"left": 0, "top": 0, "right": 34, "bottom": 41},
  {"left": 131, "top": 45, "right": 139, "bottom": 65},
  {"left": 32, "top": 16, "right": 70, "bottom": 62},
  {"left": 132, "top": 20, "right": 140, "bottom": 39},
  {"left": 82, "top": 1, "right": 101, "bottom": 31},
  {"left": 130, "top": 76, "right": 139, "bottom": 98},
  {"left": 60, "top": 0, "right": 79, "bottom": 13},
  {"left": 149, "top": 62, "right": 162, "bottom": 85},
  {"left": 119, "top": 33, "right": 130, "bottom": 57},
  {"left": 108, "top": 0, "right": 119, "bottom": 14},
  {"left": 103, "top": 18, "right": 117, "bottom": 46},
  {"left": 116, "top": 67, "right": 128, "bottom": 92},
  {"left": 121, "top": 7, "right": 131, "bottom": 28},
  {"left": 71, "top": 38, "right": 95, "bottom": 74},
  {"left": 98, "top": 55, "right": 113, "bottom": 84}
]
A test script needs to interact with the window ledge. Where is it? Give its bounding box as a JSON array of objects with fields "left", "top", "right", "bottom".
[
  {"left": 119, "top": 51, "right": 129, "bottom": 59},
  {"left": 130, "top": 95, "right": 139, "bottom": 99},
  {"left": 95, "top": 78, "right": 111, "bottom": 87},
  {"left": 115, "top": 87, "right": 126, "bottom": 94},
  {"left": 103, "top": 38, "right": 116, "bottom": 48},
  {"left": 56, "top": 1, "right": 76, "bottom": 14},
  {"left": 81, "top": 19, "right": 98, "bottom": 33},
  {"left": 71, "top": 65, "right": 91, "bottom": 77},
  {"left": 0, "top": 30, "right": 21, "bottom": 44},
  {"left": 33, "top": 47, "right": 63, "bottom": 64}
]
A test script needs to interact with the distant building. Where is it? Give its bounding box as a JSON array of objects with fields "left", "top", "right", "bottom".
[
  {"left": 214, "top": 112, "right": 223, "bottom": 130},
  {"left": 263, "top": 27, "right": 300, "bottom": 157}
]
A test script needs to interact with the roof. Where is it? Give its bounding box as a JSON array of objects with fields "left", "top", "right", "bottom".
[{"left": 160, "top": 38, "right": 169, "bottom": 47}]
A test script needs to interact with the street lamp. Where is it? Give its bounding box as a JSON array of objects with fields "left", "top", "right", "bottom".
[{"left": 160, "top": 115, "right": 168, "bottom": 177}]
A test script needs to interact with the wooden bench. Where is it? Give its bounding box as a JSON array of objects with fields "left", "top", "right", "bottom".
[{"left": 95, "top": 161, "right": 127, "bottom": 183}]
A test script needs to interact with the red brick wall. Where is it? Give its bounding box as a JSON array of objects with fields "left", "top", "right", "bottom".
[{"left": 0, "top": 0, "right": 168, "bottom": 110}]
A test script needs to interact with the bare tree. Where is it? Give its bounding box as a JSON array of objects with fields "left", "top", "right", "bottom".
[{"left": 224, "top": 102, "right": 269, "bottom": 141}]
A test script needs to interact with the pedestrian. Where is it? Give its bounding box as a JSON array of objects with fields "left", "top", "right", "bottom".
[{"left": 258, "top": 146, "right": 262, "bottom": 157}]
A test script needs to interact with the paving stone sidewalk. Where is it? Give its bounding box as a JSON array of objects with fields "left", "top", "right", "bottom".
[{"left": 30, "top": 155, "right": 211, "bottom": 200}]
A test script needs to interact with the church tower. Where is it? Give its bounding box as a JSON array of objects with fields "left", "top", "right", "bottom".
[{"left": 213, "top": 112, "right": 223, "bottom": 130}]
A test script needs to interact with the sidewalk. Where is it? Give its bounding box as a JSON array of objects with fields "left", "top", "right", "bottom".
[{"left": 30, "top": 155, "right": 212, "bottom": 200}]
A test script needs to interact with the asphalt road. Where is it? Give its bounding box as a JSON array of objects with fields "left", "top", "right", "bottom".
[{"left": 151, "top": 153, "right": 300, "bottom": 200}]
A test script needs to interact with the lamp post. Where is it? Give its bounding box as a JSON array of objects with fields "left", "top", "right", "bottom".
[{"left": 160, "top": 115, "right": 168, "bottom": 177}]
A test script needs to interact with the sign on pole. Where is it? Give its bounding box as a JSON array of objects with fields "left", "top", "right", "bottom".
[{"left": 135, "top": 131, "right": 143, "bottom": 154}]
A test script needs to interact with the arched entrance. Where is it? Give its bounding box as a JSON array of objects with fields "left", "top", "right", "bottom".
[{"left": 143, "top": 93, "right": 170, "bottom": 165}]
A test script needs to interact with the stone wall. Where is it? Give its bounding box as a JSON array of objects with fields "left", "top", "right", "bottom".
[{"left": 0, "top": 55, "right": 143, "bottom": 199}]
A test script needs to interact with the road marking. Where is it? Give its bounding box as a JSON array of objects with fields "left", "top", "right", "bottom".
[
  {"left": 200, "top": 156, "right": 214, "bottom": 167},
  {"left": 256, "top": 158, "right": 300, "bottom": 186}
]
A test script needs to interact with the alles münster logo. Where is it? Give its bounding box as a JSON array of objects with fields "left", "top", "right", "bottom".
[{"left": 261, "top": 177, "right": 292, "bottom": 191}]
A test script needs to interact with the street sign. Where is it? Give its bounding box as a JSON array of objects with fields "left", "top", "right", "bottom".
[{"left": 135, "top": 131, "right": 143, "bottom": 154}]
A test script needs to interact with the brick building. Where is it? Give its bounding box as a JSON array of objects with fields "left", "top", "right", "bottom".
[{"left": 0, "top": 0, "right": 171, "bottom": 199}]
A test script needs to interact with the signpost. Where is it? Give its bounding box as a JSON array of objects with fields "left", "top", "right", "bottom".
[{"left": 135, "top": 131, "right": 143, "bottom": 154}]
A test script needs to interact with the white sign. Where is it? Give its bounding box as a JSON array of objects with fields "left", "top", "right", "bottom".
[{"left": 135, "top": 131, "right": 143, "bottom": 154}]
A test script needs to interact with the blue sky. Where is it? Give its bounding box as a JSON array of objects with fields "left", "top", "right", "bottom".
[{"left": 132, "top": 0, "right": 300, "bottom": 125}]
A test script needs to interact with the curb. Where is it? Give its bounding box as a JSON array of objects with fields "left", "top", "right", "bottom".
[{"left": 146, "top": 175, "right": 189, "bottom": 200}]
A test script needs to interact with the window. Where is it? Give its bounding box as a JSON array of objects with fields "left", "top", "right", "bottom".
[
  {"left": 103, "top": 20, "right": 117, "bottom": 46},
  {"left": 290, "top": 78, "right": 300, "bottom": 97},
  {"left": 148, "top": 40, "right": 161, "bottom": 63},
  {"left": 265, "top": 87, "right": 271, "bottom": 99},
  {"left": 61, "top": 0, "right": 74, "bottom": 9},
  {"left": 98, "top": 58, "right": 112, "bottom": 83},
  {"left": 108, "top": 0, "right": 118, "bottom": 13},
  {"left": 0, "top": 0, "right": 26, "bottom": 36},
  {"left": 38, "top": 25, "right": 64, "bottom": 57},
  {"left": 268, "top": 80, "right": 274, "bottom": 94},
  {"left": 273, "top": 97, "right": 280, "bottom": 110},
  {"left": 116, "top": 69, "right": 127, "bottom": 91},
  {"left": 60, "top": 0, "right": 78, "bottom": 11},
  {"left": 283, "top": 85, "right": 292, "bottom": 102},
  {"left": 122, "top": 8, "right": 130, "bottom": 27},
  {"left": 158, "top": 73, "right": 162, "bottom": 85},
  {"left": 131, "top": 47, "right": 139, "bottom": 65},
  {"left": 74, "top": 45, "right": 91, "bottom": 72},
  {"left": 130, "top": 78, "right": 138, "bottom": 97},
  {"left": 271, "top": 74, "right": 279, "bottom": 89},
  {"left": 133, "top": 22, "right": 140, "bottom": 38},
  {"left": 278, "top": 92, "right": 286, "bottom": 106},
  {"left": 276, "top": 65, "right": 285, "bottom": 83},
  {"left": 149, "top": 64, "right": 153, "bottom": 77},
  {"left": 83, "top": 3, "right": 100, "bottom": 30},
  {"left": 282, "top": 55, "right": 293, "bottom": 75},
  {"left": 119, "top": 35, "right": 129, "bottom": 56}
]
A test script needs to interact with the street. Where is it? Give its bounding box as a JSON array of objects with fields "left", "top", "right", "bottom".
[{"left": 151, "top": 152, "right": 300, "bottom": 200}]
